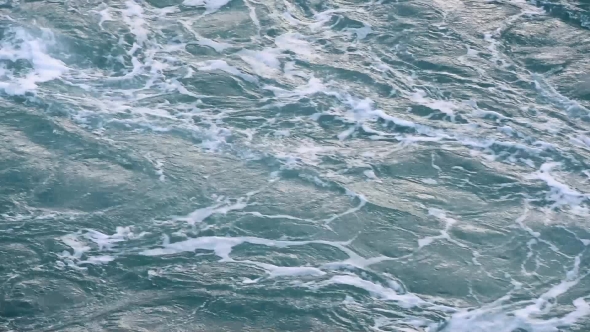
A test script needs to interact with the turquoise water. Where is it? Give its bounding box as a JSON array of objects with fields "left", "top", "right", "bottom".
[{"left": 1, "top": 0, "right": 590, "bottom": 331}]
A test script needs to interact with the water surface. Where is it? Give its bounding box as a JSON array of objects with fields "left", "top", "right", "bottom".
[{"left": 1, "top": 0, "right": 590, "bottom": 331}]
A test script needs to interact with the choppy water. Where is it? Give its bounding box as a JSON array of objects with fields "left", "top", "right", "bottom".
[{"left": 1, "top": 0, "right": 590, "bottom": 331}]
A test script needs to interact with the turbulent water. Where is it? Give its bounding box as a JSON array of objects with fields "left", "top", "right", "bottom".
[{"left": 1, "top": 0, "right": 590, "bottom": 331}]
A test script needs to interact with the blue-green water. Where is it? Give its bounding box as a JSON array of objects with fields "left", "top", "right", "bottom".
[{"left": 1, "top": 0, "right": 590, "bottom": 331}]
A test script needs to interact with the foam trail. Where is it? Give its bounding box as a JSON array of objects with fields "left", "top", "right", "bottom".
[
  {"left": 0, "top": 28, "right": 68, "bottom": 95},
  {"left": 314, "top": 275, "right": 426, "bottom": 308},
  {"left": 197, "top": 60, "right": 258, "bottom": 83},
  {"left": 432, "top": 254, "right": 590, "bottom": 332},
  {"left": 174, "top": 199, "right": 248, "bottom": 226},
  {"left": 183, "top": 0, "right": 232, "bottom": 14},
  {"left": 141, "top": 236, "right": 314, "bottom": 260},
  {"left": 527, "top": 162, "right": 589, "bottom": 210}
]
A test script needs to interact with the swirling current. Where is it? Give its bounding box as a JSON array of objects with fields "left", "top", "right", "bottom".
[{"left": 1, "top": 0, "right": 590, "bottom": 331}]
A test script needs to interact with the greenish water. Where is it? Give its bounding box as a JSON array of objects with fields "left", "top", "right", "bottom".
[{"left": 1, "top": 0, "right": 590, "bottom": 331}]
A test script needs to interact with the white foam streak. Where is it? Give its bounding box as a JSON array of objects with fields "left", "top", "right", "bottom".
[
  {"left": 310, "top": 9, "right": 350, "bottom": 32},
  {"left": 197, "top": 60, "right": 258, "bottom": 83},
  {"left": 0, "top": 28, "right": 68, "bottom": 95},
  {"left": 180, "top": 20, "right": 231, "bottom": 52},
  {"left": 409, "top": 90, "right": 458, "bottom": 121},
  {"left": 343, "top": 23, "right": 372, "bottom": 40},
  {"left": 322, "top": 191, "right": 367, "bottom": 226},
  {"left": 417, "top": 208, "right": 468, "bottom": 249},
  {"left": 196, "top": 38, "right": 231, "bottom": 52},
  {"left": 275, "top": 33, "right": 315, "bottom": 59},
  {"left": 527, "top": 162, "right": 589, "bottom": 209},
  {"left": 315, "top": 275, "right": 426, "bottom": 308},
  {"left": 238, "top": 48, "right": 282, "bottom": 77},
  {"left": 138, "top": 233, "right": 394, "bottom": 274},
  {"left": 245, "top": 261, "right": 326, "bottom": 280},
  {"left": 83, "top": 227, "right": 136, "bottom": 251},
  {"left": 435, "top": 255, "right": 590, "bottom": 332},
  {"left": 121, "top": 1, "right": 149, "bottom": 46},
  {"left": 59, "top": 227, "right": 145, "bottom": 267},
  {"left": 533, "top": 74, "right": 590, "bottom": 118},
  {"left": 93, "top": 7, "right": 114, "bottom": 30},
  {"left": 141, "top": 236, "right": 309, "bottom": 260},
  {"left": 175, "top": 199, "right": 248, "bottom": 226},
  {"left": 183, "top": 0, "right": 232, "bottom": 14}
]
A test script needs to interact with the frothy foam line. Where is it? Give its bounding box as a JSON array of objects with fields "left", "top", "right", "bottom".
[
  {"left": 311, "top": 274, "right": 426, "bottom": 308},
  {"left": 139, "top": 235, "right": 353, "bottom": 261},
  {"left": 183, "top": 0, "right": 232, "bottom": 14},
  {"left": 433, "top": 256, "right": 590, "bottom": 332},
  {"left": 197, "top": 60, "right": 258, "bottom": 83},
  {"left": 527, "top": 162, "right": 589, "bottom": 210},
  {"left": 174, "top": 198, "right": 249, "bottom": 226},
  {"left": 122, "top": 1, "right": 149, "bottom": 47},
  {"left": 0, "top": 27, "right": 68, "bottom": 95}
]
